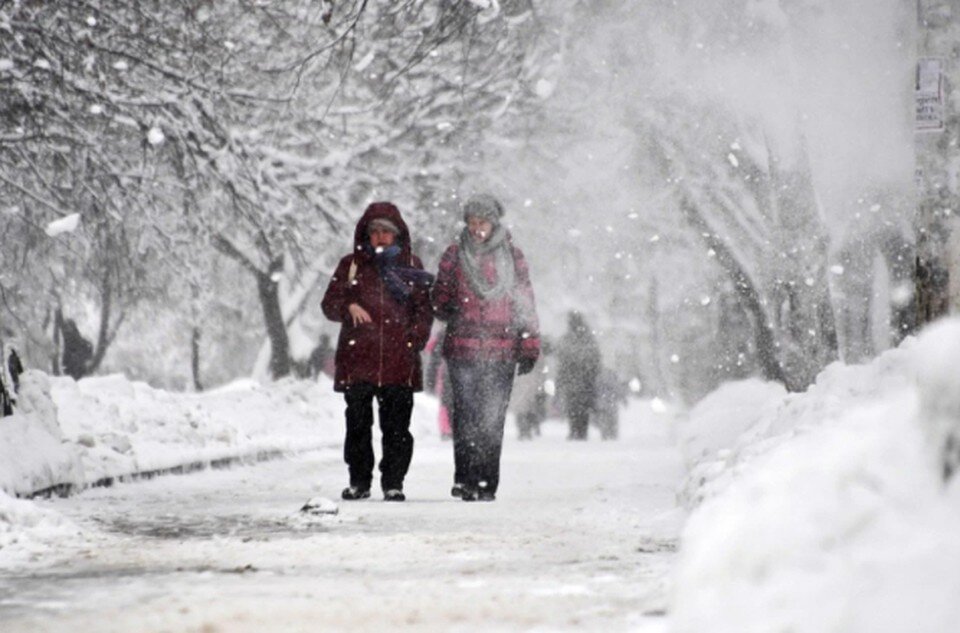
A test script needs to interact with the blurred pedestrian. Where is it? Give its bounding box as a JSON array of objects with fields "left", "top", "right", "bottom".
[
  {"left": 556, "top": 311, "right": 601, "bottom": 440},
  {"left": 425, "top": 328, "right": 454, "bottom": 440},
  {"left": 510, "top": 338, "right": 552, "bottom": 440},
  {"left": 0, "top": 327, "right": 20, "bottom": 417},
  {"left": 594, "top": 366, "right": 627, "bottom": 440},
  {"left": 432, "top": 193, "right": 540, "bottom": 501},
  {"left": 307, "top": 334, "right": 335, "bottom": 380},
  {"left": 321, "top": 202, "right": 434, "bottom": 502},
  {"left": 59, "top": 315, "right": 93, "bottom": 380}
]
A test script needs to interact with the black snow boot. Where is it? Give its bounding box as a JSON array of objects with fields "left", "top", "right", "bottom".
[
  {"left": 341, "top": 485, "right": 371, "bottom": 500},
  {"left": 383, "top": 489, "right": 406, "bottom": 502}
]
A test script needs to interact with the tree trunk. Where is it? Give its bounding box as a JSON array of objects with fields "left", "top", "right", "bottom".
[
  {"left": 646, "top": 276, "right": 667, "bottom": 397},
  {"left": 213, "top": 235, "right": 293, "bottom": 381},
  {"left": 916, "top": 249, "right": 950, "bottom": 325},
  {"left": 191, "top": 326, "right": 204, "bottom": 391},
  {"left": 258, "top": 258, "right": 291, "bottom": 380},
  {"left": 680, "top": 197, "right": 796, "bottom": 390},
  {"left": 882, "top": 232, "right": 918, "bottom": 345},
  {"left": 50, "top": 306, "right": 62, "bottom": 376},
  {"left": 88, "top": 269, "right": 112, "bottom": 375}
]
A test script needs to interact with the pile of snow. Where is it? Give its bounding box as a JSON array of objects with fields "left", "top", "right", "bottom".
[
  {"left": 0, "top": 488, "right": 83, "bottom": 565},
  {"left": 50, "top": 373, "right": 346, "bottom": 484},
  {"left": 672, "top": 320, "right": 960, "bottom": 632},
  {"left": 0, "top": 371, "right": 83, "bottom": 496},
  {"left": 1, "top": 372, "right": 352, "bottom": 498}
]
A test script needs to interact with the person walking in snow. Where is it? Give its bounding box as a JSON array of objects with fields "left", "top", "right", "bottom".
[
  {"left": 432, "top": 194, "right": 540, "bottom": 501},
  {"left": 0, "top": 327, "right": 21, "bottom": 417},
  {"left": 59, "top": 313, "right": 93, "bottom": 380},
  {"left": 321, "top": 202, "right": 434, "bottom": 502},
  {"left": 556, "top": 311, "right": 601, "bottom": 440},
  {"left": 306, "top": 334, "right": 335, "bottom": 380},
  {"left": 510, "top": 337, "right": 552, "bottom": 440},
  {"left": 425, "top": 328, "right": 454, "bottom": 441},
  {"left": 593, "top": 365, "right": 627, "bottom": 440}
]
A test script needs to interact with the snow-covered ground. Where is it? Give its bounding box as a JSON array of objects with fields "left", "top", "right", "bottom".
[
  {"left": 0, "top": 397, "right": 681, "bottom": 632},
  {"left": 4, "top": 319, "right": 960, "bottom": 631},
  {"left": 0, "top": 372, "right": 346, "bottom": 567}
]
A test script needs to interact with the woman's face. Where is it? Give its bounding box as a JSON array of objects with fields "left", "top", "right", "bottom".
[
  {"left": 368, "top": 227, "right": 396, "bottom": 248},
  {"left": 467, "top": 216, "right": 494, "bottom": 243}
]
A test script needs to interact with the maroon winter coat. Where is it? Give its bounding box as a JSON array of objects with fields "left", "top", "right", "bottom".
[
  {"left": 321, "top": 203, "right": 434, "bottom": 392},
  {"left": 432, "top": 234, "right": 540, "bottom": 363}
]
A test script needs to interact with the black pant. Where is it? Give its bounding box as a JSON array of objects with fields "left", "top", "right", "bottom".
[
  {"left": 343, "top": 383, "right": 414, "bottom": 491},
  {"left": 568, "top": 408, "right": 590, "bottom": 440},
  {"left": 448, "top": 360, "right": 515, "bottom": 494}
]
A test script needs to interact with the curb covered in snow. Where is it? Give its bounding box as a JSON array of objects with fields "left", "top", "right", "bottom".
[
  {"left": 23, "top": 447, "right": 329, "bottom": 500},
  {"left": 1, "top": 372, "right": 346, "bottom": 500}
]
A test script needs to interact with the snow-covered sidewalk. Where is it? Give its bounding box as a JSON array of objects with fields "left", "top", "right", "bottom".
[
  {"left": 0, "top": 373, "right": 348, "bottom": 563},
  {"left": 0, "top": 410, "right": 682, "bottom": 632}
]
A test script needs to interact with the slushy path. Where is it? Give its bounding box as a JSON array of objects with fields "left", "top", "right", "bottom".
[{"left": 0, "top": 413, "right": 682, "bottom": 632}]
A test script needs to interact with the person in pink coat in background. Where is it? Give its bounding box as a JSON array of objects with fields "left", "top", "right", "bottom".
[{"left": 425, "top": 329, "right": 454, "bottom": 440}]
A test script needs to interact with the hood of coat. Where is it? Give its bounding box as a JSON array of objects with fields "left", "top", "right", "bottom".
[{"left": 353, "top": 202, "right": 413, "bottom": 261}]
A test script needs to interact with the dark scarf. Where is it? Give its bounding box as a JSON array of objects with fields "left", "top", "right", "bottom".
[
  {"left": 364, "top": 243, "right": 434, "bottom": 303},
  {"left": 457, "top": 224, "right": 516, "bottom": 300}
]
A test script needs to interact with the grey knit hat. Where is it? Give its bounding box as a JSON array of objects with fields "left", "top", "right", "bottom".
[
  {"left": 462, "top": 194, "right": 504, "bottom": 224},
  {"left": 368, "top": 217, "right": 400, "bottom": 234}
]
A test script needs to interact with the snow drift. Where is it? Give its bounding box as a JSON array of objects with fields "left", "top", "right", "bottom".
[{"left": 673, "top": 319, "right": 960, "bottom": 633}]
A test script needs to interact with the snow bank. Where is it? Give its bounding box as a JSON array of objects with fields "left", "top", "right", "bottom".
[
  {"left": 0, "top": 371, "right": 83, "bottom": 496},
  {"left": 0, "top": 487, "right": 83, "bottom": 566},
  {"left": 50, "top": 373, "right": 344, "bottom": 484},
  {"left": 673, "top": 321, "right": 960, "bottom": 633},
  {"left": 1, "top": 372, "right": 348, "bottom": 498}
]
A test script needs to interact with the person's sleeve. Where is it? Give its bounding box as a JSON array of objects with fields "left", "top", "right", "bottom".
[
  {"left": 512, "top": 247, "right": 541, "bottom": 363},
  {"left": 431, "top": 246, "right": 459, "bottom": 322},
  {"left": 408, "top": 256, "right": 434, "bottom": 351},
  {"left": 321, "top": 257, "right": 354, "bottom": 323}
]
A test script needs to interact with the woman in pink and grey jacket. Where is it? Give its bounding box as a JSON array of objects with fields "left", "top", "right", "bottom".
[{"left": 432, "top": 194, "right": 540, "bottom": 501}]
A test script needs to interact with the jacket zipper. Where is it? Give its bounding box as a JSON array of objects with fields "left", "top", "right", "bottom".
[{"left": 378, "top": 273, "right": 384, "bottom": 387}]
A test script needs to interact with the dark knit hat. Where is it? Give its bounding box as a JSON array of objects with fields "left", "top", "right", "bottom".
[{"left": 462, "top": 194, "right": 504, "bottom": 224}]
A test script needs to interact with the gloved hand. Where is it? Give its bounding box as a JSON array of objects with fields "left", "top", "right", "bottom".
[{"left": 517, "top": 358, "right": 536, "bottom": 376}]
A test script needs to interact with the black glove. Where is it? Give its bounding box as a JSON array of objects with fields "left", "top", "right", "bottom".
[{"left": 517, "top": 358, "right": 536, "bottom": 376}]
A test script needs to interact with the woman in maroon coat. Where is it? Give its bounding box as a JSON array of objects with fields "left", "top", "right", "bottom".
[
  {"left": 321, "top": 202, "right": 433, "bottom": 502},
  {"left": 432, "top": 194, "right": 540, "bottom": 501}
]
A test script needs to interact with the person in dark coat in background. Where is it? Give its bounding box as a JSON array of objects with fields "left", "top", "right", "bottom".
[
  {"left": 509, "top": 337, "right": 552, "bottom": 440},
  {"left": 556, "top": 311, "right": 601, "bottom": 440},
  {"left": 432, "top": 193, "right": 540, "bottom": 501},
  {"left": 60, "top": 317, "right": 93, "bottom": 381},
  {"left": 594, "top": 366, "right": 628, "bottom": 440},
  {"left": 0, "top": 328, "right": 20, "bottom": 417},
  {"left": 321, "top": 202, "right": 434, "bottom": 502}
]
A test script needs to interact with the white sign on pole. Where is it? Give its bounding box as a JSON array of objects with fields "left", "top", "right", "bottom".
[{"left": 917, "top": 57, "right": 945, "bottom": 132}]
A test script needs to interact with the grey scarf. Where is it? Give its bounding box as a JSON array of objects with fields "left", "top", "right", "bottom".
[{"left": 457, "top": 224, "right": 516, "bottom": 300}]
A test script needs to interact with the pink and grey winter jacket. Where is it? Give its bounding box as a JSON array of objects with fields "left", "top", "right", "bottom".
[{"left": 431, "top": 237, "right": 540, "bottom": 364}]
